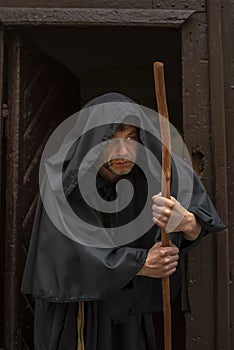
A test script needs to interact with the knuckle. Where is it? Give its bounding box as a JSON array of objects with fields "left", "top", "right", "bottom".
[
  {"left": 168, "top": 201, "right": 175, "bottom": 210},
  {"left": 168, "top": 268, "right": 176, "bottom": 276},
  {"left": 163, "top": 207, "right": 171, "bottom": 215},
  {"left": 160, "top": 249, "right": 166, "bottom": 257}
]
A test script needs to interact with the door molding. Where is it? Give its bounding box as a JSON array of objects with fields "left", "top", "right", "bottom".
[
  {"left": 207, "top": 0, "right": 230, "bottom": 349},
  {"left": 0, "top": 7, "right": 194, "bottom": 28}
]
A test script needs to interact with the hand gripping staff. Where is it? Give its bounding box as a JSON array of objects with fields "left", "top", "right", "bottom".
[{"left": 153, "top": 62, "right": 172, "bottom": 350}]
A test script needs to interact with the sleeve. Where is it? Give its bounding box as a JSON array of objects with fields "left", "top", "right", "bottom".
[
  {"left": 180, "top": 170, "right": 225, "bottom": 255},
  {"left": 21, "top": 202, "right": 148, "bottom": 301},
  {"left": 168, "top": 154, "right": 225, "bottom": 255}
]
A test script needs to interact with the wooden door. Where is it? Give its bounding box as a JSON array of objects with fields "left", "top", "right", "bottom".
[
  {"left": 0, "top": 25, "right": 6, "bottom": 349},
  {"left": 2, "top": 32, "right": 80, "bottom": 349}
]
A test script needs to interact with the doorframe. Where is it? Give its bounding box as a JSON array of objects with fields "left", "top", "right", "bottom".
[
  {"left": 0, "top": 7, "right": 194, "bottom": 28},
  {"left": 207, "top": 0, "right": 229, "bottom": 349},
  {"left": 0, "top": 6, "right": 229, "bottom": 349},
  {"left": 0, "top": 26, "right": 5, "bottom": 348}
]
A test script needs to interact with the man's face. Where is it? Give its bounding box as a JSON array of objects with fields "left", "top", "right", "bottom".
[{"left": 101, "top": 125, "right": 139, "bottom": 177}]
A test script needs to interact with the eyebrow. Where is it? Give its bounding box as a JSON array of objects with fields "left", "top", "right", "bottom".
[
  {"left": 112, "top": 130, "right": 138, "bottom": 139},
  {"left": 127, "top": 130, "right": 138, "bottom": 137}
]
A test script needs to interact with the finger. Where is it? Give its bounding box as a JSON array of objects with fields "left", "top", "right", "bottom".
[
  {"left": 158, "top": 247, "right": 177, "bottom": 258},
  {"left": 152, "top": 197, "right": 175, "bottom": 210},
  {"left": 152, "top": 207, "right": 163, "bottom": 217},
  {"left": 163, "top": 208, "right": 172, "bottom": 217},
  {"left": 152, "top": 196, "right": 166, "bottom": 206},
  {"left": 169, "top": 248, "right": 179, "bottom": 256},
  {"left": 152, "top": 205, "right": 172, "bottom": 217},
  {"left": 165, "top": 199, "right": 175, "bottom": 210},
  {"left": 152, "top": 204, "right": 163, "bottom": 212},
  {"left": 158, "top": 247, "right": 168, "bottom": 257},
  {"left": 158, "top": 215, "right": 169, "bottom": 224},
  {"left": 152, "top": 192, "right": 162, "bottom": 199},
  {"left": 163, "top": 267, "right": 177, "bottom": 277},
  {"left": 152, "top": 217, "right": 168, "bottom": 228},
  {"left": 153, "top": 241, "right": 162, "bottom": 248},
  {"left": 168, "top": 254, "right": 179, "bottom": 263},
  {"left": 150, "top": 244, "right": 178, "bottom": 257},
  {"left": 165, "top": 261, "right": 178, "bottom": 270},
  {"left": 158, "top": 246, "right": 179, "bottom": 257},
  {"left": 161, "top": 254, "right": 179, "bottom": 265},
  {"left": 152, "top": 212, "right": 168, "bottom": 223},
  {"left": 162, "top": 246, "right": 179, "bottom": 255},
  {"left": 168, "top": 196, "right": 179, "bottom": 207}
]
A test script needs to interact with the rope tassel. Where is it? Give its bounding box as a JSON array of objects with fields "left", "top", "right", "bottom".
[{"left": 77, "top": 301, "right": 85, "bottom": 350}]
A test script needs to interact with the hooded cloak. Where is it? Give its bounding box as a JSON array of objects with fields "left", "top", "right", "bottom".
[{"left": 21, "top": 93, "right": 225, "bottom": 350}]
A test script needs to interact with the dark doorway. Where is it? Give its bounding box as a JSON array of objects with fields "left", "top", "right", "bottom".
[
  {"left": 2, "top": 26, "right": 184, "bottom": 349},
  {"left": 20, "top": 27, "right": 182, "bottom": 130}
]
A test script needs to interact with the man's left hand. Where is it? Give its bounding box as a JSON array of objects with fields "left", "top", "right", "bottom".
[{"left": 152, "top": 193, "right": 201, "bottom": 241}]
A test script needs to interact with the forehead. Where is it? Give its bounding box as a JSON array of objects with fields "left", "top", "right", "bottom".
[{"left": 113, "top": 124, "right": 137, "bottom": 137}]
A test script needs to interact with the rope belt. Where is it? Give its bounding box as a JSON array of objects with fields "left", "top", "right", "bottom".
[{"left": 77, "top": 301, "right": 85, "bottom": 350}]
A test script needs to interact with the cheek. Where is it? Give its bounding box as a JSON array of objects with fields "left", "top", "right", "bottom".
[
  {"left": 101, "top": 149, "right": 114, "bottom": 162},
  {"left": 130, "top": 145, "right": 138, "bottom": 158}
]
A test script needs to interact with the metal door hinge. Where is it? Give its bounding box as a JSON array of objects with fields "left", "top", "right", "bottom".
[{"left": 1, "top": 103, "right": 8, "bottom": 118}]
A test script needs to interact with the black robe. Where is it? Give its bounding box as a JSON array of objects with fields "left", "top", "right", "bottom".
[{"left": 21, "top": 93, "right": 225, "bottom": 350}]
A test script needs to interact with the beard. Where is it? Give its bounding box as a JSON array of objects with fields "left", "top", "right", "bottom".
[{"left": 104, "top": 159, "right": 135, "bottom": 176}]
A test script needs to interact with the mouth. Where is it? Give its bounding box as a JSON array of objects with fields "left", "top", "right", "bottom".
[
  {"left": 113, "top": 160, "right": 132, "bottom": 166},
  {"left": 103, "top": 159, "right": 135, "bottom": 176}
]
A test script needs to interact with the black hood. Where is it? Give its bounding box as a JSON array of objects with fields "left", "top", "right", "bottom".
[{"left": 46, "top": 92, "right": 161, "bottom": 197}]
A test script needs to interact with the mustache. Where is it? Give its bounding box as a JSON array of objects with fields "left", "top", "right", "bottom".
[
  {"left": 103, "top": 158, "right": 135, "bottom": 171},
  {"left": 112, "top": 158, "right": 132, "bottom": 162},
  {"left": 109, "top": 157, "right": 135, "bottom": 163}
]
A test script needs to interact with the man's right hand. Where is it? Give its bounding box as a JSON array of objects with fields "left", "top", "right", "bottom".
[{"left": 137, "top": 242, "right": 179, "bottom": 278}]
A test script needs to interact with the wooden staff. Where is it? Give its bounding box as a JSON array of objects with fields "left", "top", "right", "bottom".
[{"left": 153, "top": 62, "right": 172, "bottom": 350}]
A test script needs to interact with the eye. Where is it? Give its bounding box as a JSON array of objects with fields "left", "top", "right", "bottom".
[
  {"left": 106, "top": 139, "right": 119, "bottom": 145},
  {"left": 126, "top": 136, "right": 138, "bottom": 141},
  {"left": 105, "top": 136, "right": 138, "bottom": 147}
]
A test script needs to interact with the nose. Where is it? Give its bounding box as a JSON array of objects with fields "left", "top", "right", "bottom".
[{"left": 116, "top": 139, "right": 128, "bottom": 157}]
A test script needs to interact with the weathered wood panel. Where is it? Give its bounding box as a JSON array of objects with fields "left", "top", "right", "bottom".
[
  {"left": 0, "top": 0, "right": 207, "bottom": 10},
  {"left": 222, "top": 0, "right": 234, "bottom": 348},
  {"left": 0, "top": 8, "right": 194, "bottom": 27},
  {"left": 5, "top": 34, "right": 23, "bottom": 350},
  {"left": 182, "top": 13, "right": 216, "bottom": 350},
  {"left": 182, "top": 13, "right": 211, "bottom": 191},
  {"left": 153, "top": 0, "right": 206, "bottom": 11},
  {"left": 4, "top": 34, "right": 80, "bottom": 349},
  {"left": 0, "top": 26, "right": 5, "bottom": 349},
  {"left": 0, "top": 0, "right": 152, "bottom": 8},
  {"left": 207, "top": 0, "right": 230, "bottom": 349}
]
